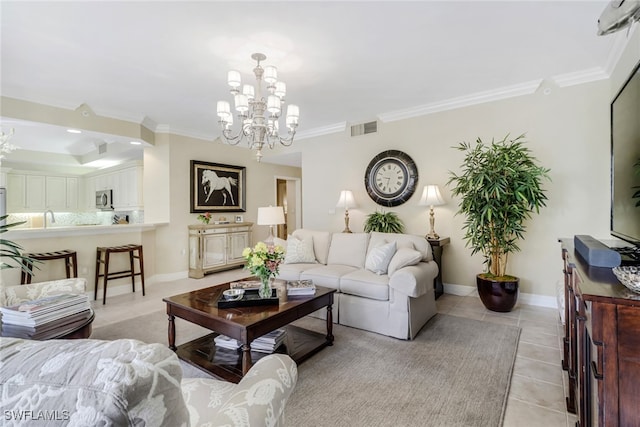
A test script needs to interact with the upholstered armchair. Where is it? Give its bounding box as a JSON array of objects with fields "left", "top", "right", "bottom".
[{"left": 0, "top": 337, "right": 298, "bottom": 426}]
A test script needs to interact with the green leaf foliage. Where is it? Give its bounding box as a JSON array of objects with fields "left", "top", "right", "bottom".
[
  {"left": 364, "top": 210, "right": 405, "bottom": 234},
  {"left": 447, "top": 134, "right": 550, "bottom": 276},
  {"left": 0, "top": 215, "right": 39, "bottom": 274}
]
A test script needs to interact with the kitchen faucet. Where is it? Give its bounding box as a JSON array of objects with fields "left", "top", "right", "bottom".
[{"left": 43, "top": 210, "right": 55, "bottom": 228}]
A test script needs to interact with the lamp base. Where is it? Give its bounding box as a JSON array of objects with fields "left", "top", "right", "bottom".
[{"left": 426, "top": 232, "right": 440, "bottom": 240}]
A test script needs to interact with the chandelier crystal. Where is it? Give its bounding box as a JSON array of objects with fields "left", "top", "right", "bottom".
[
  {"left": 0, "top": 128, "right": 17, "bottom": 160},
  {"left": 216, "top": 53, "right": 299, "bottom": 162}
]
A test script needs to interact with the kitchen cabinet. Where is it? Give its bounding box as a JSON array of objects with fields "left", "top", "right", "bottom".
[
  {"left": 88, "top": 164, "right": 143, "bottom": 210},
  {"left": 188, "top": 223, "right": 253, "bottom": 279},
  {"left": 7, "top": 173, "right": 79, "bottom": 212}
]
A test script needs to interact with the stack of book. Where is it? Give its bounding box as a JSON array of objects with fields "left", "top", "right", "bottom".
[
  {"left": 286, "top": 280, "right": 316, "bottom": 296},
  {"left": 0, "top": 293, "right": 92, "bottom": 340},
  {"left": 214, "top": 328, "right": 287, "bottom": 353}
]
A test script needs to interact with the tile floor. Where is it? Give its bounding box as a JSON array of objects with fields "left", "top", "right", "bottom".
[{"left": 91, "top": 270, "right": 575, "bottom": 427}]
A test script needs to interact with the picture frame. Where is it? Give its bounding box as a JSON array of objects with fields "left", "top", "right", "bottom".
[
  {"left": 235, "top": 215, "right": 244, "bottom": 223},
  {"left": 190, "top": 160, "right": 246, "bottom": 213}
]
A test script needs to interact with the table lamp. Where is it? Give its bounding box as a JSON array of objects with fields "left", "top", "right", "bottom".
[
  {"left": 257, "top": 206, "right": 285, "bottom": 245},
  {"left": 418, "top": 185, "right": 445, "bottom": 240},
  {"left": 335, "top": 190, "right": 357, "bottom": 233}
]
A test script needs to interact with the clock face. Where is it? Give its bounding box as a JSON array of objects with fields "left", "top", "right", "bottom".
[{"left": 365, "top": 150, "right": 418, "bottom": 207}]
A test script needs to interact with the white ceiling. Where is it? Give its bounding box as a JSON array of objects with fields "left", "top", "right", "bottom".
[{"left": 0, "top": 1, "right": 629, "bottom": 168}]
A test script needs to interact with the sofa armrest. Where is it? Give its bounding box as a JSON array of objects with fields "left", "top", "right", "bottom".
[
  {"left": 182, "top": 354, "right": 297, "bottom": 427},
  {"left": 389, "top": 261, "right": 439, "bottom": 298},
  {"left": 1, "top": 277, "right": 87, "bottom": 306}
]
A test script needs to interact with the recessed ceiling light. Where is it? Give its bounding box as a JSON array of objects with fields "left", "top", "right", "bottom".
[
  {"left": 130, "top": 141, "right": 142, "bottom": 145},
  {"left": 67, "top": 129, "right": 82, "bottom": 134}
]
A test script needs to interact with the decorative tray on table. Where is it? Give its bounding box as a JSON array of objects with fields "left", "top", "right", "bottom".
[{"left": 216, "top": 288, "right": 279, "bottom": 308}]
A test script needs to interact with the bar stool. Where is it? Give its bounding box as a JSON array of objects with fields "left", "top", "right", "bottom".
[
  {"left": 21, "top": 250, "right": 78, "bottom": 284},
  {"left": 94, "top": 244, "right": 145, "bottom": 305}
]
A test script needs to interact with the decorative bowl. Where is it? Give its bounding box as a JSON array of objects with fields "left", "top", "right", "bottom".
[
  {"left": 612, "top": 266, "right": 640, "bottom": 293},
  {"left": 223, "top": 288, "right": 245, "bottom": 300}
]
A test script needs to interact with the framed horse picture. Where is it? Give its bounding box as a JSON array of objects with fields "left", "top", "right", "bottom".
[{"left": 190, "top": 160, "right": 246, "bottom": 212}]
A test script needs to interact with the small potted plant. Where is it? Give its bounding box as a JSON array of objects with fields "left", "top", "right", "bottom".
[
  {"left": 447, "top": 134, "right": 550, "bottom": 312},
  {"left": 363, "top": 210, "right": 405, "bottom": 234},
  {"left": 197, "top": 212, "right": 212, "bottom": 224}
]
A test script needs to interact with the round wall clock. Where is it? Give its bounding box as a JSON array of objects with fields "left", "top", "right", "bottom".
[{"left": 364, "top": 150, "right": 418, "bottom": 207}]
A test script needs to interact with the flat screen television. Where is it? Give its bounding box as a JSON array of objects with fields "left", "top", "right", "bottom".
[{"left": 611, "top": 59, "right": 640, "bottom": 248}]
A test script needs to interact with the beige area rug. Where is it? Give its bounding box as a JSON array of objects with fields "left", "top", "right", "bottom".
[{"left": 92, "top": 312, "right": 520, "bottom": 427}]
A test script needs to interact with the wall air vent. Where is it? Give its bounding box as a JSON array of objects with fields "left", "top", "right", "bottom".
[
  {"left": 98, "top": 143, "right": 107, "bottom": 155},
  {"left": 351, "top": 121, "right": 378, "bottom": 137}
]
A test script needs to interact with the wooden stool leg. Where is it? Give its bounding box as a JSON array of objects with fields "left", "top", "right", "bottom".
[
  {"left": 138, "top": 247, "right": 145, "bottom": 296},
  {"left": 129, "top": 249, "right": 136, "bottom": 293},
  {"left": 103, "top": 251, "right": 111, "bottom": 305},
  {"left": 94, "top": 250, "right": 102, "bottom": 301}
]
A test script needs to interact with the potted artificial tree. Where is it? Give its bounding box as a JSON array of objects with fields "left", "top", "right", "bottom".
[
  {"left": 1, "top": 215, "right": 36, "bottom": 275},
  {"left": 447, "top": 134, "right": 550, "bottom": 312}
]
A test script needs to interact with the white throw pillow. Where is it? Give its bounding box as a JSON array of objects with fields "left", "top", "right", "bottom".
[
  {"left": 365, "top": 241, "right": 397, "bottom": 275},
  {"left": 284, "top": 235, "right": 316, "bottom": 264},
  {"left": 273, "top": 237, "right": 287, "bottom": 252},
  {"left": 387, "top": 248, "right": 423, "bottom": 276}
]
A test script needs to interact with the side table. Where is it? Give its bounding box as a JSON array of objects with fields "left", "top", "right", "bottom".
[{"left": 427, "top": 237, "right": 449, "bottom": 299}]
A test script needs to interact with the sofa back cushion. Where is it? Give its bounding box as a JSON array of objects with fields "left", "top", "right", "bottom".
[
  {"left": 368, "top": 232, "right": 433, "bottom": 262},
  {"left": 0, "top": 338, "right": 189, "bottom": 426},
  {"left": 327, "top": 232, "right": 370, "bottom": 268},
  {"left": 291, "top": 229, "right": 332, "bottom": 264}
]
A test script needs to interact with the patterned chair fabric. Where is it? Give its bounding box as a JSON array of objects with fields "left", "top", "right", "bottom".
[{"left": 0, "top": 337, "right": 297, "bottom": 426}]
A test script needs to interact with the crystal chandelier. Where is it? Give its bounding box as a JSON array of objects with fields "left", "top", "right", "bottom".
[
  {"left": 216, "top": 53, "right": 299, "bottom": 162},
  {"left": 0, "top": 128, "right": 16, "bottom": 160}
]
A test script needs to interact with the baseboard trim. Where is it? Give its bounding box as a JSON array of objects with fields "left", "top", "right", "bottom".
[{"left": 443, "top": 282, "right": 558, "bottom": 309}]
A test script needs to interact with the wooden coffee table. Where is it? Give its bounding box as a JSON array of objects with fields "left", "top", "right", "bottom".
[{"left": 163, "top": 281, "right": 335, "bottom": 383}]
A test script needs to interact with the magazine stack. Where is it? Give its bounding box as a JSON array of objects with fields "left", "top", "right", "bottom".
[
  {"left": 286, "top": 280, "right": 316, "bottom": 296},
  {"left": 214, "top": 328, "right": 287, "bottom": 353},
  {"left": 0, "top": 293, "right": 92, "bottom": 340}
]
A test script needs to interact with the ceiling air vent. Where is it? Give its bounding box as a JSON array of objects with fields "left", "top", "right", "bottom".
[{"left": 351, "top": 121, "right": 378, "bottom": 137}]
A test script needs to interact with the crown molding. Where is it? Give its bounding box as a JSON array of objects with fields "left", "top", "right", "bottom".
[
  {"left": 296, "top": 122, "right": 347, "bottom": 140},
  {"left": 551, "top": 67, "right": 609, "bottom": 87},
  {"left": 378, "top": 79, "right": 543, "bottom": 123}
]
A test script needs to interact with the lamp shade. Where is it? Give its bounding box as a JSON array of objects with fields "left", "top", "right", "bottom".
[
  {"left": 257, "top": 206, "right": 285, "bottom": 225},
  {"left": 336, "top": 190, "right": 358, "bottom": 209},
  {"left": 418, "top": 185, "right": 445, "bottom": 207}
]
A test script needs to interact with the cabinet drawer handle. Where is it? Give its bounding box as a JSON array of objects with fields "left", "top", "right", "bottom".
[
  {"left": 592, "top": 339, "right": 603, "bottom": 346},
  {"left": 576, "top": 314, "right": 587, "bottom": 321},
  {"left": 591, "top": 361, "right": 604, "bottom": 380}
]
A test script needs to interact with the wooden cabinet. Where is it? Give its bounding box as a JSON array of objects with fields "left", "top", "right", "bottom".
[
  {"left": 188, "top": 223, "right": 253, "bottom": 278},
  {"left": 427, "top": 237, "right": 449, "bottom": 299},
  {"left": 560, "top": 239, "right": 640, "bottom": 426}
]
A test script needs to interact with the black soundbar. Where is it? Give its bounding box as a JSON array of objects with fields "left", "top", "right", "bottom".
[{"left": 574, "top": 235, "right": 621, "bottom": 268}]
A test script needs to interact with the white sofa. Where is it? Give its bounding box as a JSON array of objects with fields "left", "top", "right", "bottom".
[{"left": 277, "top": 230, "right": 439, "bottom": 340}]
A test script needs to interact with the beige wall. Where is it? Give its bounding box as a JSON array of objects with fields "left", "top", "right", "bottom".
[{"left": 145, "top": 133, "right": 302, "bottom": 276}]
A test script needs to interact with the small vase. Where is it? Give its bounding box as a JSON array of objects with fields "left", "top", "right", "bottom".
[{"left": 259, "top": 276, "right": 272, "bottom": 299}]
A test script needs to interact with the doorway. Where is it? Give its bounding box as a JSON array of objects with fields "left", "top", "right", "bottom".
[{"left": 276, "top": 177, "right": 301, "bottom": 239}]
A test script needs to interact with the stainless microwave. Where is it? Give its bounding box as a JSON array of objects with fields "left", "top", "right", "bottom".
[{"left": 96, "top": 190, "right": 113, "bottom": 210}]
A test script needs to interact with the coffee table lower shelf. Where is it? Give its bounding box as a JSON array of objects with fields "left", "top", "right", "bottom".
[{"left": 176, "top": 324, "right": 330, "bottom": 383}]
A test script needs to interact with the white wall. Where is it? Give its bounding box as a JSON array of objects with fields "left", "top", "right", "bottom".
[{"left": 293, "top": 79, "right": 613, "bottom": 298}]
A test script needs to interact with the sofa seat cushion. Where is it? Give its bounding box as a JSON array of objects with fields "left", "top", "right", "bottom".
[
  {"left": 340, "top": 269, "right": 390, "bottom": 301},
  {"left": 0, "top": 337, "right": 189, "bottom": 426},
  {"left": 278, "top": 263, "right": 319, "bottom": 281},
  {"left": 300, "top": 265, "right": 358, "bottom": 291}
]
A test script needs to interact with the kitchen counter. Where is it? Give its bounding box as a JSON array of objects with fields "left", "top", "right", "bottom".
[{"left": 5, "top": 223, "right": 163, "bottom": 239}]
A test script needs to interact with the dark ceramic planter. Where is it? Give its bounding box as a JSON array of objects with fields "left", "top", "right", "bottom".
[{"left": 476, "top": 274, "right": 519, "bottom": 312}]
